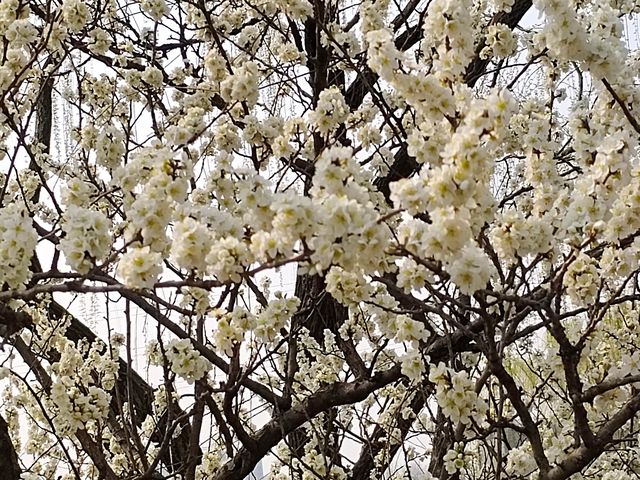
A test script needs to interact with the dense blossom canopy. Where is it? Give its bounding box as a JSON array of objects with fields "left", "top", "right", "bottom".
[{"left": 2, "top": 0, "right": 640, "bottom": 479}]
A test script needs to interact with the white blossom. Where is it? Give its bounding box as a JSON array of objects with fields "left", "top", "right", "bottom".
[{"left": 118, "top": 246, "right": 163, "bottom": 289}]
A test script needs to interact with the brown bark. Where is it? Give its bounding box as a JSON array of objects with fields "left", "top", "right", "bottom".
[{"left": 0, "top": 413, "right": 20, "bottom": 480}]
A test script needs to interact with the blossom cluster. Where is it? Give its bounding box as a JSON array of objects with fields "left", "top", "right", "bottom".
[
  {"left": 443, "top": 442, "right": 469, "bottom": 475},
  {"left": 482, "top": 23, "right": 517, "bottom": 59},
  {"left": 254, "top": 292, "right": 300, "bottom": 342},
  {"left": 429, "top": 362, "right": 487, "bottom": 425},
  {"left": 309, "top": 86, "right": 349, "bottom": 135},
  {"left": 118, "top": 246, "right": 163, "bottom": 289},
  {"left": 59, "top": 206, "right": 111, "bottom": 274},
  {"left": 564, "top": 252, "right": 600, "bottom": 305},
  {"left": 391, "top": 90, "right": 516, "bottom": 294},
  {"left": 489, "top": 208, "right": 553, "bottom": 263},
  {"left": 45, "top": 339, "right": 117, "bottom": 436},
  {"left": 0, "top": 203, "right": 38, "bottom": 289},
  {"left": 164, "top": 339, "right": 212, "bottom": 383},
  {"left": 50, "top": 382, "right": 111, "bottom": 436},
  {"left": 422, "top": 0, "right": 477, "bottom": 80},
  {"left": 220, "top": 61, "right": 260, "bottom": 107},
  {"left": 61, "top": 0, "right": 89, "bottom": 32},
  {"left": 293, "top": 330, "right": 344, "bottom": 390},
  {"left": 534, "top": 1, "right": 626, "bottom": 79},
  {"left": 212, "top": 307, "right": 257, "bottom": 356},
  {"left": 113, "top": 146, "right": 191, "bottom": 252},
  {"left": 0, "top": 204, "right": 38, "bottom": 289}
]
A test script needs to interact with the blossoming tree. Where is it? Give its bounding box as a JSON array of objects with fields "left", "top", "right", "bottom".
[{"left": 2, "top": 0, "right": 640, "bottom": 478}]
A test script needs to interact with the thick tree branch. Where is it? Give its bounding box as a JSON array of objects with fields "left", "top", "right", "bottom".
[
  {"left": 0, "top": 412, "right": 20, "bottom": 480},
  {"left": 485, "top": 345, "right": 551, "bottom": 474},
  {"left": 213, "top": 365, "right": 402, "bottom": 480},
  {"left": 546, "top": 391, "right": 640, "bottom": 480},
  {"left": 582, "top": 375, "right": 640, "bottom": 403},
  {"left": 349, "top": 387, "right": 428, "bottom": 480}
]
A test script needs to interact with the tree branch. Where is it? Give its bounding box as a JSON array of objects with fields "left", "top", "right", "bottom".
[
  {"left": 0, "top": 412, "right": 20, "bottom": 480},
  {"left": 213, "top": 365, "right": 402, "bottom": 480}
]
